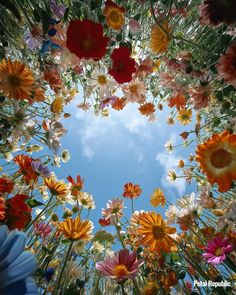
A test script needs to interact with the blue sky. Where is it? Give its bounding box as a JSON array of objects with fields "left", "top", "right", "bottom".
[{"left": 55, "top": 93, "right": 196, "bottom": 225}]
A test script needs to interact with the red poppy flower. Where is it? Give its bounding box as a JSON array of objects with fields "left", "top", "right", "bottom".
[
  {"left": 0, "top": 178, "right": 14, "bottom": 194},
  {"left": 6, "top": 194, "right": 32, "bottom": 230},
  {"left": 66, "top": 19, "right": 109, "bottom": 61},
  {"left": 67, "top": 174, "right": 84, "bottom": 196},
  {"left": 109, "top": 47, "right": 136, "bottom": 83},
  {"left": 99, "top": 218, "right": 110, "bottom": 226},
  {"left": 14, "top": 154, "right": 38, "bottom": 184}
]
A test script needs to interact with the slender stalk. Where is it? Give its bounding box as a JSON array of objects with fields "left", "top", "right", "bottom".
[
  {"left": 25, "top": 194, "right": 54, "bottom": 231},
  {"left": 120, "top": 282, "right": 126, "bottom": 295},
  {"left": 55, "top": 240, "right": 74, "bottom": 294},
  {"left": 131, "top": 198, "right": 134, "bottom": 214}
]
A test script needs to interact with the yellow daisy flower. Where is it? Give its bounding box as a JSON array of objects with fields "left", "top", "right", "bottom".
[
  {"left": 177, "top": 108, "right": 192, "bottom": 125},
  {"left": 44, "top": 177, "right": 68, "bottom": 197},
  {"left": 150, "top": 188, "right": 166, "bottom": 207},
  {"left": 58, "top": 216, "right": 93, "bottom": 240}
]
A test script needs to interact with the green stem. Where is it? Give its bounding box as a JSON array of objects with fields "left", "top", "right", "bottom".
[
  {"left": 120, "top": 282, "right": 126, "bottom": 295},
  {"left": 55, "top": 240, "right": 74, "bottom": 294},
  {"left": 131, "top": 198, "right": 134, "bottom": 214},
  {"left": 25, "top": 194, "right": 54, "bottom": 231}
]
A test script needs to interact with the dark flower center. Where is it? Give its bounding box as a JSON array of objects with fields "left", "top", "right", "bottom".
[
  {"left": 210, "top": 148, "right": 232, "bottom": 168},
  {"left": 8, "top": 75, "right": 21, "bottom": 87},
  {"left": 152, "top": 225, "right": 165, "bottom": 240}
]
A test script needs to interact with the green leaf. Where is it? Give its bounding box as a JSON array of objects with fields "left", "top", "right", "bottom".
[
  {"left": 0, "top": 0, "right": 21, "bottom": 21},
  {"left": 27, "top": 199, "right": 44, "bottom": 208},
  {"left": 61, "top": 238, "right": 71, "bottom": 244},
  {"left": 170, "top": 253, "right": 181, "bottom": 263},
  {"left": 134, "top": 14, "right": 141, "bottom": 20},
  {"left": 40, "top": 10, "right": 50, "bottom": 34},
  {"left": 63, "top": 7, "right": 70, "bottom": 21},
  {"left": 176, "top": 269, "right": 186, "bottom": 280},
  {"left": 64, "top": 283, "right": 80, "bottom": 295}
]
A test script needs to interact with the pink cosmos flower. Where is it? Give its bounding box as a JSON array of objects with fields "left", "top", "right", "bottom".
[
  {"left": 129, "top": 19, "right": 140, "bottom": 33},
  {"left": 96, "top": 249, "right": 143, "bottom": 282},
  {"left": 102, "top": 198, "right": 125, "bottom": 221},
  {"left": 189, "top": 85, "right": 211, "bottom": 110},
  {"left": 217, "top": 41, "right": 236, "bottom": 88},
  {"left": 34, "top": 222, "right": 52, "bottom": 239},
  {"left": 203, "top": 236, "right": 233, "bottom": 265}
]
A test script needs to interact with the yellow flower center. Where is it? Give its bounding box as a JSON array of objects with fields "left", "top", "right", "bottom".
[
  {"left": 113, "top": 264, "right": 129, "bottom": 278},
  {"left": 8, "top": 75, "right": 21, "bottom": 87},
  {"left": 129, "top": 84, "right": 138, "bottom": 93},
  {"left": 152, "top": 225, "right": 165, "bottom": 240},
  {"left": 97, "top": 75, "right": 107, "bottom": 85},
  {"left": 109, "top": 10, "right": 120, "bottom": 23},
  {"left": 210, "top": 149, "right": 232, "bottom": 169},
  {"left": 214, "top": 247, "right": 223, "bottom": 256}
]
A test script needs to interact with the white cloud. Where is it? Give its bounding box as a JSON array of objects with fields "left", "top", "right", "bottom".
[
  {"left": 155, "top": 151, "right": 186, "bottom": 196},
  {"left": 75, "top": 104, "right": 153, "bottom": 160}
]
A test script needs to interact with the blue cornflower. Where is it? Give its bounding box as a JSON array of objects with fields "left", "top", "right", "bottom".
[
  {"left": 43, "top": 268, "right": 55, "bottom": 283},
  {"left": 0, "top": 225, "right": 38, "bottom": 295}
]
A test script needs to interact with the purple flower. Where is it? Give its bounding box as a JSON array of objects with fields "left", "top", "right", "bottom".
[
  {"left": 203, "top": 236, "right": 233, "bottom": 265},
  {"left": 24, "top": 26, "right": 43, "bottom": 50},
  {"left": 31, "top": 160, "right": 51, "bottom": 178},
  {"left": 50, "top": 0, "right": 66, "bottom": 19},
  {"left": 34, "top": 222, "right": 51, "bottom": 239}
]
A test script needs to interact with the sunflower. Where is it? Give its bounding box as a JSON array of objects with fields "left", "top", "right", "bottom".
[
  {"left": 150, "top": 188, "right": 166, "bottom": 207},
  {"left": 0, "top": 59, "right": 34, "bottom": 100},
  {"left": 44, "top": 177, "right": 69, "bottom": 197},
  {"left": 150, "top": 22, "right": 171, "bottom": 54},
  {"left": 195, "top": 130, "right": 236, "bottom": 192},
  {"left": 58, "top": 216, "right": 93, "bottom": 240},
  {"left": 138, "top": 212, "right": 176, "bottom": 253},
  {"left": 177, "top": 108, "right": 192, "bottom": 125}
]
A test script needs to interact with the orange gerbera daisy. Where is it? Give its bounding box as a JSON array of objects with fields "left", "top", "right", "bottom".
[
  {"left": 58, "top": 216, "right": 93, "bottom": 240},
  {"left": 168, "top": 93, "right": 186, "bottom": 110},
  {"left": 150, "top": 22, "right": 171, "bottom": 54},
  {"left": 111, "top": 97, "right": 126, "bottom": 110},
  {"left": 150, "top": 188, "right": 166, "bottom": 207},
  {"left": 44, "top": 177, "right": 68, "bottom": 197},
  {"left": 0, "top": 59, "right": 34, "bottom": 100},
  {"left": 14, "top": 155, "right": 38, "bottom": 184},
  {"left": 139, "top": 103, "right": 155, "bottom": 116},
  {"left": 103, "top": 0, "right": 125, "bottom": 31},
  {"left": 196, "top": 130, "right": 236, "bottom": 192},
  {"left": 123, "top": 182, "right": 142, "bottom": 199},
  {"left": 138, "top": 212, "right": 176, "bottom": 253}
]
